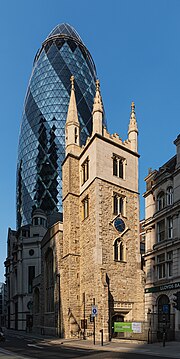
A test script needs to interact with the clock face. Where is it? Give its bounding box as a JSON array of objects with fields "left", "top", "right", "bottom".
[{"left": 114, "top": 218, "right": 125, "bottom": 233}]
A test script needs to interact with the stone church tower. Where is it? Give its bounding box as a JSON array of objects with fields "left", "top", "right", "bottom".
[{"left": 61, "top": 77, "right": 144, "bottom": 340}]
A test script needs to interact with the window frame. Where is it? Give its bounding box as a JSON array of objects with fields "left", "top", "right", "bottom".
[
  {"left": 157, "top": 191, "right": 165, "bottom": 211},
  {"left": 166, "top": 186, "right": 173, "bottom": 206},
  {"left": 28, "top": 266, "right": 35, "bottom": 294},
  {"left": 113, "top": 154, "right": 125, "bottom": 179},
  {"left": 82, "top": 195, "right": 89, "bottom": 220},
  {"left": 156, "top": 251, "right": 173, "bottom": 280},
  {"left": 157, "top": 219, "right": 165, "bottom": 242},
  {"left": 113, "top": 192, "right": 126, "bottom": 216},
  {"left": 81, "top": 157, "right": 89, "bottom": 185},
  {"left": 114, "top": 238, "right": 126, "bottom": 262},
  {"left": 167, "top": 217, "right": 173, "bottom": 239}
]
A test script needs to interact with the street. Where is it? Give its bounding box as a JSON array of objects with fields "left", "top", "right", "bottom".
[{"left": 0, "top": 334, "right": 174, "bottom": 359}]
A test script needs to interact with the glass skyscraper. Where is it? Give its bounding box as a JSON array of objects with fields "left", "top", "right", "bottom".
[{"left": 17, "top": 23, "right": 105, "bottom": 228}]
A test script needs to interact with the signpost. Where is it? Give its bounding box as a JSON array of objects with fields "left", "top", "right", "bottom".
[
  {"left": 91, "top": 305, "right": 98, "bottom": 317},
  {"left": 92, "top": 299, "right": 97, "bottom": 345}
]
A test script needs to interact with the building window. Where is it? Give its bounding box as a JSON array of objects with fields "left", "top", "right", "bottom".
[
  {"left": 157, "top": 191, "right": 165, "bottom": 211},
  {"left": 114, "top": 238, "right": 125, "bottom": 261},
  {"left": 34, "top": 287, "right": 40, "bottom": 314},
  {"left": 82, "top": 196, "right": 89, "bottom": 220},
  {"left": 28, "top": 266, "right": 35, "bottom": 293},
  {"left": 166, "top": 187, "right": 173, "bottom": 205},
  {"left": 167, "top": 251, "right": 173, "bottom": 277},
  {"left": 167, "top": 217, "right": 173, "bottom": 239},
  {"left": 156, "top": 252, "right": 173, "bottom": 280},
  {"left": 157, "top": 253, "right": 165, "bottom": 279},
  {"left": 113, "top": 193, "right": 125, "bottom": 216},
  {"left": 113, "top": 154, "right": 125, "bottom": 179},
  {"left": 45, "top": 248, "right": 54, "bottom": 312},
  {"left": 157, "top": 219, "right": 165, "bottom": 242},
  {"left": 82, "top": 157, "right": 89, "bottom": 185}
]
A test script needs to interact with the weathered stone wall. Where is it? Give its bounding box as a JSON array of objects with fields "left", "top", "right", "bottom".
[
  {"left": 61, "top": 154, "right": 81, "bottom": 338},
  {"left": 40, "top": 222, "right": 63, "bottom": 336}
]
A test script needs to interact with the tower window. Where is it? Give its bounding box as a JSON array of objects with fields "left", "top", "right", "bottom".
[
  {"left": 82, "top": 157, "right": 89, "bottom": 185},
  {"left": 82, "top": 196, "right": 89, "bottom": 220},
  {"left": 113, "top": 193, "right": 125, "bottom": 216},
  {"left": 113, "top": 154, "right": 125, "bottom": 179},
  {"left": 114, "top": 238, "right": 125, "bottom": 261}
]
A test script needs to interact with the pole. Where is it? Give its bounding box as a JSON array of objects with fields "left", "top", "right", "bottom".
[
  {"left": 57, "top": 274, "right": 61, "bottom": 337},
  {"left": 163, "top": 329, "right": 166, "bottom": 347},
  {"left": 83, "top": 292, "right": 86, "bottom": 340},
  {"left": 100, "top": 329, "right": 103, "bottom": 346},
  {"left": 93, "top": 298, "right": 95, "bottom": 345}
]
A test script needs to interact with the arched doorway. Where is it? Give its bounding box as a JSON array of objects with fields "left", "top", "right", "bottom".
[
  {"left": 112, "top": 313, "right": 124, "bottom": 338},
  {"left": 157, "top": 294, "right": 174, "bottom": 340}
]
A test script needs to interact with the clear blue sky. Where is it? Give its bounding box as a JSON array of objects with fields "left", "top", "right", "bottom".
[{"left": 0, "top": 0, "right": 179, "bottom": 282}]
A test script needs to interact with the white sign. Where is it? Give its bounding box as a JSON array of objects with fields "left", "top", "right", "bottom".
[
  {"left": 91, "top": 305, "right": 98, "bottom": 317},
  {"left": 132, "top": 322, "right": 142, "bottom": 333}
]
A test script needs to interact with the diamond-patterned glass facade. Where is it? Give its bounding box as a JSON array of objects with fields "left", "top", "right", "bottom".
[{"left": 16, "top": 23, "right": 105, "bottom": 228}]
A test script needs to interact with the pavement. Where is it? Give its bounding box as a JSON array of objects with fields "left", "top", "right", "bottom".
[{"left": 3, "top": 329, "right": 180, "bottom": 358}]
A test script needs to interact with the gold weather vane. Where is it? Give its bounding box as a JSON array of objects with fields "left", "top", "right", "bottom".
[
  {"left": 131, "top": 101, "right": 135, "bottom": 113},
  {"left": 70, "top": 75, "right": 75, "bottom": 90}
]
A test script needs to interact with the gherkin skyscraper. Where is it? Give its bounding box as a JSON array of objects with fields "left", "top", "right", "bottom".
[{"left": 17, "top": 23, "right": 105, "bottom": 228}]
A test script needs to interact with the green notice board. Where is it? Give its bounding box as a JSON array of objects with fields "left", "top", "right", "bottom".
[
  {"left": 114, "top": 322, "right": 142, "bottom": 333},
  {"left": 114, "top": 322, "right": 132, "bottom": 333}
]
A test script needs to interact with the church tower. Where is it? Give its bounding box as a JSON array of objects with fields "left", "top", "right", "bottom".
[{"left": 61, "top": 78, "right": 144, "bottom": 340}]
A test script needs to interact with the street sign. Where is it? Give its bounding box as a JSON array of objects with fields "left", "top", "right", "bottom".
[{"left": 91, "top": 305, "right": 98, "bottom": 317}]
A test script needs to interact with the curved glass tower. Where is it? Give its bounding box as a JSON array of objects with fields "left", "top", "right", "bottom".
[{"left": 17, "top": 23, "right": 104, "bottom": 228}]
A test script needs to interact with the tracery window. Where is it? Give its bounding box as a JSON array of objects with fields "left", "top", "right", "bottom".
[
  {"left": 113, "top": 154, "right": 125, "bottom": 179},
  {"left": 114, "top": 238, "right": 125, "bottom": 262},
  {"left": 113, "top": 193, "right": 125, "bottom": 216},
  {"left": 82, "top": 157, "right": 89, "bottom": 185},
  {"left": 82, "top": 196, "right": 89, "bottom": 220}
]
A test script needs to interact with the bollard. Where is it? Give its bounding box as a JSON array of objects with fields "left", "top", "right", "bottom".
[
  {"left": 100, "top": 329, "right": 103, "bottom": 346},
  {"left": 163, "top": 331, "right": 165, "bottom": 347},
  {"left": 148, "top": 328, "right": 150, "bottom": 344}
]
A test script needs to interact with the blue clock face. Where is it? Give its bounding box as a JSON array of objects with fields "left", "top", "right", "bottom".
[{"left": 114, "top": 218, "right": 125, "bottom": 233}]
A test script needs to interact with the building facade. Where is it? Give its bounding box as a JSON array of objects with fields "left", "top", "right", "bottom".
[
  {"left": 0, "top": 283, "right": 6, "bottom": 326},
  {"left": 5, "top": 210, "right": 47, "bottom": 330},
  {"left": 35, "top": 78, "right": 145, "bottom": 340},
  {"left": 143, "top": 135, "right": 180, "bottom": 340},
  {"left": 16, "top": 23, "right": 106, "bottom": 229}
]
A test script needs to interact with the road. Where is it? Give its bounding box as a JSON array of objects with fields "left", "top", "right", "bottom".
[{"left": 0, "top": 334, "right": 172, "bottom": 359}]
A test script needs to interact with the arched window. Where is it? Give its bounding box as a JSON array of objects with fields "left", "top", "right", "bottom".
[
  {"left": 166, "top": 187, "right": 173, "bottom": 205},
  {"left": 114, "top": 239, "right": 125, "bottom": 261},
  {"left": 157, "top": 191, "right": 165, "bottom": 211},
  {"left": 157, "top": 294, "right": 170, "bottom": 324},
  {"left": 45, "top": 248, "right": 54, "bottom": 312},
  {"left": 34, "top": 287, "right": 40, "bottom": 314}
]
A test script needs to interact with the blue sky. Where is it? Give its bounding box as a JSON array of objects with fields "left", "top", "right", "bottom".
[{"left": 0, "top": 0, "right": 179, "bottom": 282}]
